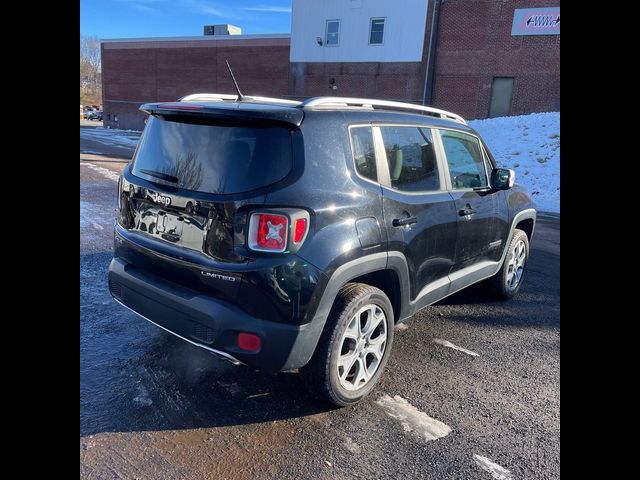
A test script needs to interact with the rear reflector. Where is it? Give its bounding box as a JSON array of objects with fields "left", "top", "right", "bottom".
[
  {"left": 248, "top": 213, "right": 288, "bottom": 252},
  {"left": 293, "top": 218, "right": 308, "bottom": 244},
  {"left": 237, "top": 332, "right": 261, "bottom": 352}
]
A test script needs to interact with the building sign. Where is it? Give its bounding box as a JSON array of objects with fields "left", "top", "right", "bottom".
[{"left": 511, "top": 7, "right": 560, "bottom": 36}]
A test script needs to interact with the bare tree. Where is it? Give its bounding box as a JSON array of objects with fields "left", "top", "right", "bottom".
[{"left": 80, "top": 34, "right": 102, "bottom": 105}]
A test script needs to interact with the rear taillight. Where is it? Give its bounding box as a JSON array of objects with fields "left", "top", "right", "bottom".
[
  {"left": 293, "top": 218, "right": 307, "bottom": 244},
  {"left": 248, "top": 213, "right": 289, "bottom": 252},
  {"left": 247, "top": 210, "right": 310, "bottom": 253}
]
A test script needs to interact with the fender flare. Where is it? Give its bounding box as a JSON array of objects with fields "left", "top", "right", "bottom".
[
  {"left": 282, "top": 252, "right": 400, "bottom": 369},
  {"left": 501, "top": 208, "right": 537, "bottom": 265}
]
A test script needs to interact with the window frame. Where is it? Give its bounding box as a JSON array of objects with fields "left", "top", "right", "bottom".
[
  {"left": 348, "top": 124, "right": 380, "bottom": 187},
  {"left": 325, "top": 19, "right": 341, "bottom": 47},
  {"left": 369, "top": 17, "right": 386, "bottom": 46},
  {"left": 432, "top": 127, "right": 494, "bottom": 192}
]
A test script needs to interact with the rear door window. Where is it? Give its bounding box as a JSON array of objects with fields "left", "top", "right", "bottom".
[
  {"left": 131, "top": 116, "right": 293, "bottom": 194},
  {"left": 379, "top": 126, "right": 440, "bottom": 192}
]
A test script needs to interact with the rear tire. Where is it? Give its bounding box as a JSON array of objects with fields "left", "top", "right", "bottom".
[
  {"left": 486, "top": 228, "right": 529, "bottom": 299},
  {"left": 300, "top": 283, "right": 394, "bottom": 406}
]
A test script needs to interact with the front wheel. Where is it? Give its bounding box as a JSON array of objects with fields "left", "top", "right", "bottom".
[
  {"left": 486, "top": 228, "right": 529, "bottom": 299},
  {"left": 300, "top": 283, "right": 394, "bottom": 406}
]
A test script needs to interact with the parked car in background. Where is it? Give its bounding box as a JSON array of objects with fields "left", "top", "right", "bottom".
[{"left": 88, "top": 110, "right": 103, "bottom": 121}]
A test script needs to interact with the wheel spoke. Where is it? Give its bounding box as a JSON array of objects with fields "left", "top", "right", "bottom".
[
  {"left": 364, "top": 312, "right": 384, "bottom": 340},
  {"left": 506, "top": 265, "right": 515, "bottom": 283},
  {"left": 364, "top": 341, "right": 385, "bottom": 360},
  {"left": 338, "top": 352, "right": 357, "bottom": 381},
  {"left": 354, "top": 358, "right": 369, "bottom": 386},
  {"left": 344, "top": 316, "right": 359, "bottom": 341},
  {"left": 368, "top": 333, "right": 386, "bottom": 347}
]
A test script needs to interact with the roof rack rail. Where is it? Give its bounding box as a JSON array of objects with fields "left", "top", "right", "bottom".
[
  {"left": 180, "top": 93, "right": 301, "bottom": 106},
  {"left": 299, "top": 96, "right": 466, "bottom": 124}
]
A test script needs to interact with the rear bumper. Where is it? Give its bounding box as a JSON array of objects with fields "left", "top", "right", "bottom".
[{"left": 108, "top": 257, "right": 324, "bottom": 372}]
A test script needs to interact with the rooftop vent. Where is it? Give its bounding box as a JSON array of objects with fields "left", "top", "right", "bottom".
[{"left": 204, "top": 24, "right": 242, "bottom": 36}]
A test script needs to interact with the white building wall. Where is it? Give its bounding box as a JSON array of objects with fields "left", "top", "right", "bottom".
[{"left": 290, "top": 0, "right": 429, "bottom": 63}]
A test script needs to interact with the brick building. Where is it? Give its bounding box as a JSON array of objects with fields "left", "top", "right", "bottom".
[
  {"left": 101, "top": 34, "right": 291, "bottom": 130},
  {"left": 432, "top": 0, "right": 560, "bottom": 119},
  {"left": 101, "top": 0, "right": 559, "bottom": 130}
]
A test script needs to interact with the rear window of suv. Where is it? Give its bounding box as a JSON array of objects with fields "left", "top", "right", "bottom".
[{"left": 131, "top": 116, "right": 293, "bottom": 194}]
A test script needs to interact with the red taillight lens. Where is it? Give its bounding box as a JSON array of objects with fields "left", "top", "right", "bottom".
[
  {"left": 237, "top": 332, "right": 261, "bottom": 352},
  {"left": 248, "top": 213, "right": 288, "bottom": 252},
  {"left": 293, "top": 218, "right": 307, "bottom": 244}
]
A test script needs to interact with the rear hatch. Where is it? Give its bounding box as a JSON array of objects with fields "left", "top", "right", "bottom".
[{"left": 116, "top": 102, "right": 304, "bottom": 299}]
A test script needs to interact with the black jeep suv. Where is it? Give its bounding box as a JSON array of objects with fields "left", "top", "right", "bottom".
[{"left": 108, "top": 94, "right": 536, "bottom": 406}]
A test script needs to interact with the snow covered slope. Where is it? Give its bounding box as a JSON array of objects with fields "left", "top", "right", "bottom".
[{"left": 469, "top": 112, "right": 560, "bottom": 213}]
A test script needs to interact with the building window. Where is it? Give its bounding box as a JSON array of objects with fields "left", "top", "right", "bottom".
[
  {"left": 325, "top": 20, "right": 340, "bottom": 46},
  {"left": 369, "top": 18, "right": 385, "bottom": 45}
]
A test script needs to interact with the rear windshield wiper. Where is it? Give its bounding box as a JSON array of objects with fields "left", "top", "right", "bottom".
[{"left": 139, "top": 169, "right": 179, "bottom": 183}]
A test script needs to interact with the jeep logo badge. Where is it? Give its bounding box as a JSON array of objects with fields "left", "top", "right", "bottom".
[{"left": 149, "top": 192, "right": 171, "bottom": 206}]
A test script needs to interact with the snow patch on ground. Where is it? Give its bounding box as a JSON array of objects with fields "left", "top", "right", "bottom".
[
  {"left": 80, "top": 200, "right": 114, "bottom": 230},
  {"left": 81, "top": 162, "right": 120, "bottom": 182},
  {"left": 375, "top": 394, "right": 452, "bottom": 441},
  {"left": 133, "top": 384, "right": 153, "bottom": 407},
  {"left": 80, "top": 127, "right": 141, "bottom": 148},
  {"left": 433, "top": 338, "right": 480, "bottom": 357},
  {"left": 343, "top": 436, "right": 362, "bottom": 454},
  {"left": 469, "top": 112, "right": 560, "bottom": 213},
  {"left": 473, "top": 454, "right": 513, "bottom": 480},
  {"left": 216, "top": 381, "right": 242, "bottom": 397},
  {"left": 80, "top": 201, "right": 90, "bottom": 229}
]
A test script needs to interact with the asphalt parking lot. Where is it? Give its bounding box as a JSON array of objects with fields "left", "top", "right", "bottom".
[{"left": 80, "top": 126, "right": 559, "bottom": 479}]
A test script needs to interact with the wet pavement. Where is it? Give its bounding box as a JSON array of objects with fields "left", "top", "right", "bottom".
[{"left": 80, "top": 130, "right": 559, "bottom": 479}]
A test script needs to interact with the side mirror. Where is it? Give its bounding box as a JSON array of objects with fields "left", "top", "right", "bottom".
[{"left": 490, "top": 168, "right": 515, "bottom": 190}]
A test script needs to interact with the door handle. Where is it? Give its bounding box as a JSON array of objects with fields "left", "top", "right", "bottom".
[
  {"left": 458, "top": 206, "right": 476, "bottom": 216},
  {"left": 392, "top": 216, "right": 418, "bottom": 227}
]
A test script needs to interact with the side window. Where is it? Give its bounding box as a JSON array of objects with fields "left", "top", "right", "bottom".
[
  {"left": 379, "top": 126, "right": 440, "bottom": 192},
  {"left": 350, "top": 127, "right": 377, "bottom": 182},
  {"left": 439, "top": 130, "right": 488, "bottom": 189}
]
